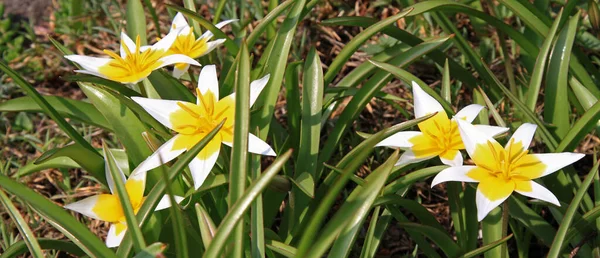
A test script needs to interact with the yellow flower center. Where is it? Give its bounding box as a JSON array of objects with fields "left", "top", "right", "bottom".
[
  {"left": 169, "top": 89, "right": 235, "bottom": 152},
  {"left": 167, "top": 28, "right": 209, "bottom": 70},
  {"left": 409, "top": 112, "right": 465, "bottom": 160},
  {"left": 98, "top": 35, "right": 165, "bottom": 84},
  {"left": 466, "top": 138, "right": 547, "bottom": 200}
]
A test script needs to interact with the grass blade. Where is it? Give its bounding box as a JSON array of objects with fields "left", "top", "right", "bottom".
[
  {"left": 292, "top": 48, "right": 323, "bottom": 225},
  {"left": 126, "top": 0, "right": 147, "bottom": 44},
  {"left": 255, "top": 0, "right": 306, "bottom": 139},
  {"left": 195, "top": 203, "right": 217, "bottom": 248},
  {"left": 0, "top": 238, "right": 85, "bottom": 257},
  {"left": 204, "top": 150, "right": 293, "bottom": 258},
  {"left": 0, "top": 190, "right": 44, "bottom": 258},
  {"left": 544, "top": 11, "right": 580, "bottom": 138},
  {"left": 457, "top": 234, "right": 513, "bottom": 258},
  {"left": 0, "top": 96, "right": 112, "bottom": 130},
  {"left": 157, "top": 159, "right": 188, "bottom": 258},
  {"left": 548, "top": 161, "right": 599, "bottom": 257},
  {"left": 247, "top": 0, "right": 294, "bottom": 48},
  {"left": 322, "top": 8, "right": 413, "bottom": 86},
  {"left": 525, "top": 9, "right": 564, "bottom": 111},
  {"left": 0, "top": 61, "right": 100, "bottom": 159},
  {"left": 229, "top": 41, "right": 251, "bottom": 258},
  {"left": 307, "top": 151, "right": 399, "bottom": 257}
]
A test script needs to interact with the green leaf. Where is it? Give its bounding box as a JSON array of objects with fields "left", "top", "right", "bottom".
[
  {"left": 397, "top": 222, "right": 462, "bottom": 257},
  {"left": 35, "top": 144, "right": 105, "bottom": 184},
  {"left": 0, "top": 174, "right": 117, "bottom": 257},
  {"left": 0, "top": 60, "right": 100, "bottom": 159},
  {"left": 64, "top": 74, "right": 141, "bottom": 97},
  {"left": 548, "top": 161, "right": 599, "bottom": 257},
  {"left": 126, "top": 0, "right": 147, "bottom": 44},
  {"left": 292, "top": 48, "right": 323, "bottom": 226},
  {"left": 0, "top": 190, "right": 44, "bottom": 258},
  {"left": 508, "top": 196, "right": 556, "bottom": 247},
  {"left": 116, "top": 121, "right": 224, "bottom": 257},
  {"left": 556, "top": 99, "right": 600, "bottom": 152},
  {"left": 383, "top": 165, "right": 448, "bottom": 195},
  {"left": 0, "top": 238, "right": 86, "bottom": 257},
  {"left": 157, "top": 157, "right": 188, "bottom": 258},
  {"left": 0, "top": 96, "right": 112, "bottom": 130},
  {"left": 254, "top": 0, "right": 306, "bottom": 139},
  {"left": 247, "top": 0, "right": 295, "bottom": 48},
  {"left": 229, "top": 41, "right": 251, "bottom": 258},
  {"left": 308, "top": 150, "right": 399, "bottom": 257},
  {"left": 323, "top": 8, "right": 413, "bottom": 86},
  {"left": 203, "top": 150, "right": 293, "bottom": 258},
  {"left": 525, "top": 9, "right": 564, "bottom": 112},
  {"left": 15, "top": 156, "right": 80, "bottom": 178},
  {"left": 265, "top": 239, "right": 297, "bottom": 257},
  {"left": 195, "top": 203, "right": 216, "bottom": 248},
  {"left": 457, "top": 234, "right": 513, "bottom": 258},
  {"left": 147, "top": 71, "right": 196, "bottom": 103},
  {"left": 481, "top": 206, "right": 504, "bottom": 258},
  {"left": 544, "top": 11, "right": 580, "bottom": 138},
  {"left": 79, "top": 83, "right": 152, "bottom": 167}
]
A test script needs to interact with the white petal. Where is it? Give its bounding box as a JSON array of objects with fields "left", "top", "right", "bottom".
[
  {"left": 375, "top": 131, "right": 422, "bottom": 148},
  {"left": 64, "top": 195, "right": 102, "bottom": 220},
  {"left": 155, "top": 195, "right": 185, "bottom": 211},
  {"left": 456, "top": 119, "right": 497, "bottom": 159},
  {"left": 431, "top": 165, "right": 478, "bottom": 187},
  {"left": 65, "top": 55, "right": 111, "bottom": 73},
  {"left": 106, "top": 223, "right": 127, "bottom": 248},
  {"left": 139, "top": 46, "right": 151, "bottom": 52},
  {"left": 172, "top": 64, "right": 190, "bottom": 79},
  {"left": 439, "top": 151, "right": 463, "bottom": 167},
  {"left": 250, "top": 74, "right": 270, "bottom": 107},
  {"left": 171, "top": 12, "right": 190, "bottom": 33},
  {"left": 152, "top": 26, "right": 185, "bottom": 52},
  {"left": 198, "top": 19, "right": 238, "bottom": 40},
  {"left": 104, "top": 156, "right": 126, "bottom": 195},
  {"left": 395, "top": 149, "right": 435, "bottom": 167},
  {"left": 198, "top": 39, "right": 226, "bottom": 57},
  {"left": 131, "top": 135, "right": 187, "bottom": 175},
  {"left": 515, "top": 181, "right": 560, "bottom": 206},
  {"left": 454, "top": 104, "right": 484, "bottom": 123},
  {"left": 474, "top": 124, "right": 509, "bottom": 138},
  {"left": 476, "top": 187, "right": 510, "bottom": 221},
  {"left": 131, "top": 97, "right": 186, "bottom": 129},
  {"left": 120, "top": 31, "right": 137, "bottom": 57},
  {"left": 507, "top": 123, "right": 537, "bottom": 151},
  {"left": 412, "top": 81, "right": 444, "bottom": 118},
  {"left": 197, "top": 65, "right": 220, "bottom": 103},
  {"left": 72, "top": 69, "right": 109, "bottom": 80},
  {"left": 189, "top": 149, "right": 220, "bottom": 190},
  {"left": 530, "top": 153, "right": 586, "bottom": 178},
  {"left": 157, "top": 54, "right": 201, "bottom": 69},
  {"left": 248, "top": 133, "right": 276, "bottom": 156}
]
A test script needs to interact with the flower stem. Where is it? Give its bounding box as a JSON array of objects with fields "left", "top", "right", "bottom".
[
  {"left": 501, "top": 201, "right": 509, "bottom": 258},
  {"left": 137, "top": 81, "right": 147, "bottom": 97}
]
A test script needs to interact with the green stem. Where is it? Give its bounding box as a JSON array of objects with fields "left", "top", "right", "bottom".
[
  {"left": 501, "top": 201, "right": 509, "bottom": 258},
  {"left": 137, "top": 81, "right": 147, "bottom": 97}
]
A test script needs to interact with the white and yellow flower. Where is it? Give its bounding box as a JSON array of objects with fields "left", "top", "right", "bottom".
[
  {"left": 65, "top": 29, "right": 200, "bottom": 84},
  {"left": 163, "top": 12, "right": 236, "bottom": 78},
  {"left": 376, "top": 81, "right": 509, "bottom": 167},
  {"left": 64, "top": 156, "right": 183, "bottom": 247},
  {"left": 131, "top": 65, "right": 275, "bottom": 189},
  {"left": 432, "top": 121, "right": 585, "bottom": 221}
]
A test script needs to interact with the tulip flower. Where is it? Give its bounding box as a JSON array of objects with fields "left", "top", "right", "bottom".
[
  {"left": 64, "top": 157, "right": 183, "bottom": 247},
  {"left": 376, "top": 81, "right": 508, "bottom": 166},
  {"left": 65, "top": 29, "right": 200, "bottom": 84},
  {"left": 164, "top": 12, "right": 236, "bottom": 78},
  {"left": 432, "top": 121, "right": 585, "bottom": 221},
  {"left": 131, "top": 65, "right": 275, "bottom": 189}
]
